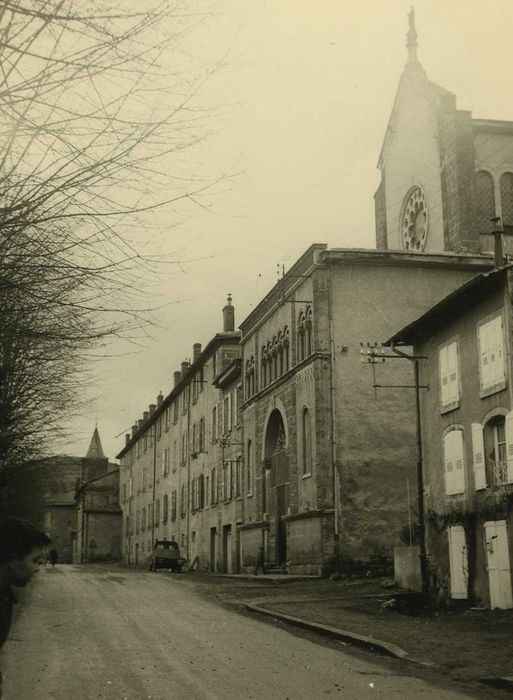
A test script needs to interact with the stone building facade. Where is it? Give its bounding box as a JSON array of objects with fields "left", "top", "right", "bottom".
[
  {"left": 388, "top": 265, "right": 513, "bottom": 609},
  {"left": 4, "top": 428, "right": 121, "bottom": 563},
  {"left": 117, "top": 298, "right": 243, "bottom": 572}
]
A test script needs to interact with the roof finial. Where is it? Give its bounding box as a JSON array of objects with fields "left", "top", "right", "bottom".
[{"left": 406, "top": 7, "right": 418, "bottom": 63}]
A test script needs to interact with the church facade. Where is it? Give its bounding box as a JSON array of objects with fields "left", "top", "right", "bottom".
[{"left": 375, "top": 10, "right": 513, "bottom": 257}]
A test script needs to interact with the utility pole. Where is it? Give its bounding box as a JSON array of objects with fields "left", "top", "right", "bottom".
[{"left": 360, "top": 342, "right": 430, "bottom": 603}]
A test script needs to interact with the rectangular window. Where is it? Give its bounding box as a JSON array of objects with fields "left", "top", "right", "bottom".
[
  {"left": 142, "top": 467, "right": 147, "bottom": 491},
  {"left": 136, "top": 510, "right": 141, "bottom": 534},
  {"left": 211, "top": 406, "right": 218, "bottom": 442},
  {"left": 236, "top": 384, "right": 243, "bottom": 424},
  {"left": 439, "top": 340, "right": 460, "bottom": 411},
  {"left": 223, "top": 395, "right": 232, "bottom": 434},
  {"left": 157, "top": 416, "right": 162, "bottom": 439},
  {"left": 163, "top": 448, "right": 170, "bottom": 476},
  {"left": 144, "top": 433, "right": 148, "bottom": 453},
  {"left": 173, "top": 441, "right": 177, "bottom": 471},
  {"left": 165, "top": 407, "right": 170, "bottom": 430},
  {"left": 478, "top": 315, "right": 506, "bottom": 394},
  {"left": 181, "top": 432, "right": 187, "bottom": 464},
  {"left": 181, "top": 483, "right": 187, "bottom": 517},
  {"left": 235, "top": 456, "right": 242, "bottom": 497},
  {"left": 155, "top": 499, "right": 160, "bottom": 525},
  {"left": 222, "top": 462, "right": 229, "bottom": 501},
  {"left": 171, "top": 491, "right": 177, "bottom": 521},
  {"left": 443, "top": 429, "right": 466, "bottom": 496},
  {"left": 192, "top": 423, "right": 198, "bottom": 454},
  {"left": 173, "top": 401, "right": 178, "bottom": 423},
  {"left": 211, "top": 467, "right": 217, "bottom": 504},
  {"left": 199, "top": 417, "right": 205, "bottom": 452},
  {"left": 246, "top": 441, "right": 252, "bottom": 494},
  {"left": 191, "top": 478, "right": 197, "bottom": 511}
]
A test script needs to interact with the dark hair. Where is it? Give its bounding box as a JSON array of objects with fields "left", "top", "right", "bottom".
[{"left": 0, "top": 518, "right": 50, "bottom": 562}]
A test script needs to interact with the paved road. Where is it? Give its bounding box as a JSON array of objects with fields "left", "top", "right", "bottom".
[{"left": 2, "top": 565, "right": 473, "bottom": 699}]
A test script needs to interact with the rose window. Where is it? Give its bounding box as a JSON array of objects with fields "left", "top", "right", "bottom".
[{"left": 401, "top": 187, "right": 428, "bottom": 251}]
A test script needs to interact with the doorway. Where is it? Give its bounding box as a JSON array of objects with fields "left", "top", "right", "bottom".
[
  {"left": 485, "top": 520, "right": 513, "bottom": 609},
  {"left": 264, "top": 409, "right": 289, "bottom": 566},
  {"left": 222, "top": 525, "right": 232, "bottom": 573},
  {"left": 210, "top": 528, "right": 217, "bottom": 572}
]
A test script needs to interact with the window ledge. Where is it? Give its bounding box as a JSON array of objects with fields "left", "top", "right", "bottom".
[
  {"left": 440, "top": 401, "right": 460, "bottom": 415},
  {"left": 480, "top": 381, "right": 507, "bottom": 400},
  {"left": 246, "top": 491, "right": 253, "bottom": 497},
  {"left": 302, "top": 472, "right": 312, "bottom": 480}
]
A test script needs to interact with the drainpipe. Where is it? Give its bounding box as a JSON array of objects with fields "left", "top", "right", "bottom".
[
  {"left": 327, "top": 263, "right": 340, "bottom": 570},
  {"left": 151, "top": 423, "right": 157, "bottom": 551}
]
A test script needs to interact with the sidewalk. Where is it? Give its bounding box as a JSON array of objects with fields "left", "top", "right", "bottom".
[{"left": 200, "top": 574, "right": 513, "bottom": 688}]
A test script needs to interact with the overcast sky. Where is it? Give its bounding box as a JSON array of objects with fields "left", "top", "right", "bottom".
[{"left": 63, "top": 0, "right": 513, "bottom": 460}]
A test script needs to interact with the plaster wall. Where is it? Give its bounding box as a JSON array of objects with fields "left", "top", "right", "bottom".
[{"left": 383, "top": 90, "right": 444, "bottom": 252}]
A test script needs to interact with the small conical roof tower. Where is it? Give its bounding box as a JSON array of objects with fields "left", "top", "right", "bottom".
[{"left": 85, "top": 426, "right": 106, "bottom": 460}]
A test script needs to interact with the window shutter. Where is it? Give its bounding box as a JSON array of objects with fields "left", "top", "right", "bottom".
[
  {"left": 444, "top": 430, "right": 465, "bottom": 495},
  {"left": 471, "top": 423, "right": 486, "bottom": 490},
  {"left": 439, "top": 345, "right": 449, "bottom": 406},
  {"left": 505, "top": 411, "right": 513, "bottom": 483},
  {"left": 447, "top": 342, "right": 460, "bottom": 404},
  {"left": 479, "top": 316, "right": 505, "bottom": 390},
  {"left": 478, "top": 323, "right": 491, "bottom": 390},
  {"left": 227, "top": 394, "right": 232, "bottom": 430},
  {"left": 453, "top": 430, "right": 465, "bottom": 494}
]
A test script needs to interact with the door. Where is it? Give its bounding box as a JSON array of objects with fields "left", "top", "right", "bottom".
[
  {"left": 448, "top": 525, "right": 468, "bottom": 599},
  {"left": 222, "top": 525, "right": 232, "bottom": 573},
  {"left": 210, "top": 528, "right": 217, "bottom": 572},
  {"left": 272, "top": 449, "right": 289, "bottom": 565},
  {"left": 485, "top": 520, "right": 513, "bottom": 609}
]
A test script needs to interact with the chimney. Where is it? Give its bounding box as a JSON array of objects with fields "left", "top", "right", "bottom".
[
  {"left": 157, "top": 391, "right": 164, "bottom": 406},
  {"left": 173, "top": 371, "right": 182, "bottom": 387},
  {"left": 193, "top": 343, "right": 202, "bottom": 363},
  {"left": 131, "top": 424, "right": 137, "bottom": 438},
  {"left": 137, "top": 419, "right": 143, "bottom": 428},
  {"left": 143, "top": 411, "right": 149, "bottom": 422},
  {"left": 149, "top": 404, "right": 156, "bottom": 416},
  {"left": 491, "top": 216, "right": 505, "bottom": 268},
  {"left": 223, "top": 294, "right": 235, "bottom": 332},
  {"left": 181, "top": 360, "right": 190, "bottom": 377},
  {"left": 125, "top": 434, "right": 130, "bottom": 446}
]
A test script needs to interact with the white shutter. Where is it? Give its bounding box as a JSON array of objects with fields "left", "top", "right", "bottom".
[
  {"left": 440, "top": 341, "right": 460, "bottom": 407},
  {"left": 505, "top": 411, "right": 513, "bottom": 483},
  {"left": 471, "top": 423, "right": 486, "bottom": 490},
  {"left": 439, "top": 345, "right": 450, "bottom": 406},
  {"left": 479, "top": 316, "right": 505, "bottom": 390},
  {"left": 444, "top": 431, "right": 455, "bottom": 495},
  {"left": 478, "top": 323, "right": 491, "bottom": 390},
  {"left": 444, "top": 430, "right": 465, "bottom": 495},
  {"left": 448, "top": 526, "right": 468, "bottom": 599},
  {"left": 447, "top": 342, "right": 460, "bottom": 404}
]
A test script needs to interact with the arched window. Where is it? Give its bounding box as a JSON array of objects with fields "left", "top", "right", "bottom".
[
  {"left": 484, "top": 415, "right": 508, "bottom": 486},
  {"left": 261, "top": 347, "right": 267, "bottom": 388},
  {"left": 297, "top": 312, "right": 306, "bottom": 362},
  {"left": 247, "top": 439, "right": 253, "bottom": 493},
  {"left": 500, "top": 172, "right": 513, "bottom": 227},
  {"left": 305, "top": 306, "right": 313, "bottom": 356},
  {"left": 301, "top": 407, "right": 312, "bottom": 475},
  {"left": 271, "top": 337, "right": 278, "bottom": 381},
  {"left": 476, "top": 170, "right": 496, "bottom": 233},
  {"left": 283, "top": 326, "right": 290, "bottom": 371}
]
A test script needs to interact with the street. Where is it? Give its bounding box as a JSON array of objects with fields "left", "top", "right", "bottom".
[{"left": 0, "top": 564, "right": 480, "bottom": 700}]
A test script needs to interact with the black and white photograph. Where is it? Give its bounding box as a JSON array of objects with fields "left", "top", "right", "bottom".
[{"left": 0, "top": 1, "right": 513, "bottom": 698}]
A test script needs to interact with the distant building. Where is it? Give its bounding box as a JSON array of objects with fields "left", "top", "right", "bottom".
[
  {"left": 375, "top": 9, "right": 513, "bottom": 256},
  {"left": 388, "top": 261, "right": 513, "bottom": 609},
  {"left": 117, "top": 298, "right": 242, "bottom": 571},
  {"left": 5, "top": 428, "right": 121, "bottom": 564}
]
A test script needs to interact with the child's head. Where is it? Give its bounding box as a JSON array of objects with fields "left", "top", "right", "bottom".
[{"left": 0, "top": 518, "right": 50, "bottom": 586}]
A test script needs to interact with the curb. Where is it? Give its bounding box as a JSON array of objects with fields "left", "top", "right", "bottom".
[{"left": 245, "top": 602, "right": 432, "bottom": 666}]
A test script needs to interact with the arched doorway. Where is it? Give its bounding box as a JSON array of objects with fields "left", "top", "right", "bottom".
[{"left": 264, "top": 409, "right": 289, "bottom": 565}]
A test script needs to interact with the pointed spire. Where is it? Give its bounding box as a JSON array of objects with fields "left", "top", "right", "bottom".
[
  {"left": 406, "top": 7, "right": 418, "bottom": 63},
  {"left": 86, "top": 426, "right": 106, "bottom": 460}
]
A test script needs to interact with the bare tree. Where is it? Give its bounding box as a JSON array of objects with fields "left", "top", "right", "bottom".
[{"left": 0, "top": 0, "right": 222, "bottom": 476}]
